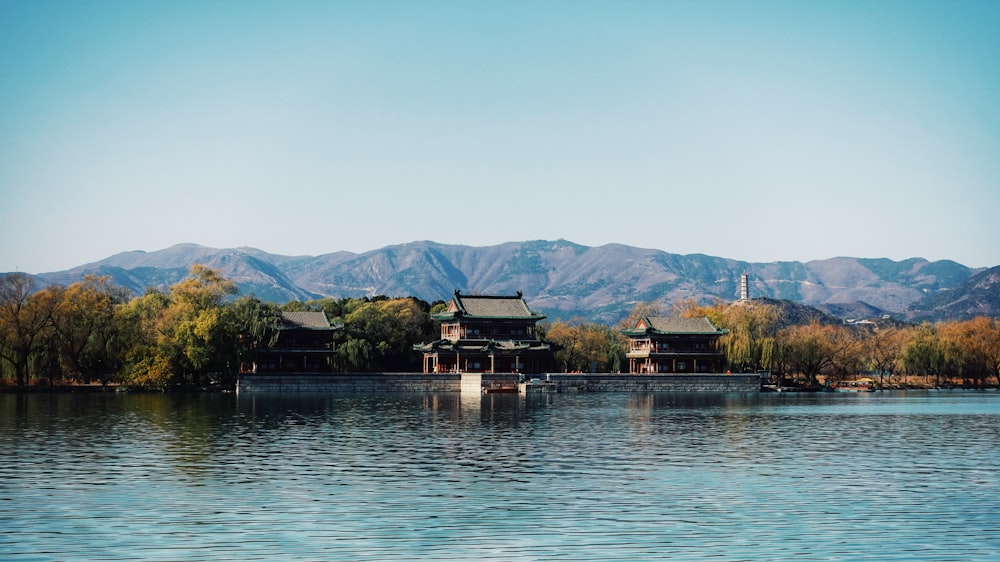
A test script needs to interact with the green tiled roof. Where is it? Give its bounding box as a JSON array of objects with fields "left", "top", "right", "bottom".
[
  {"left": 647, "top": 317, "right": 720, "bottom": 333},
  {"left": 434, "top": 291, "right": 546, "bottom": 321},
  {"left": 623, "top": 316, "right": 725, "bottom": 336},
  {"left": 280, "top": 311, "right": 333, "bottom": 330}
]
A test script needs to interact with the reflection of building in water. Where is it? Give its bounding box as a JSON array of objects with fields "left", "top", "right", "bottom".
[
  {"left": 622, "top": 316, "right": 728, "bottom": 374},
  {"left": 413, "top": 291, "right": 556, "bottom": 374},
  {"left": 248, "top": 311, "right": 338, "bottom": 373}
]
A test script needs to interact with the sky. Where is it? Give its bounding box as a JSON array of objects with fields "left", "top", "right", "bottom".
[{"left": 2, "top": 0, "right": 999, "bottom": 273}]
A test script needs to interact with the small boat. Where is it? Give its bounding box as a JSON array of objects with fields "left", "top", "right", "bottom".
[{"left": 832, "top": 378, "right": 876, "bottom": 392}]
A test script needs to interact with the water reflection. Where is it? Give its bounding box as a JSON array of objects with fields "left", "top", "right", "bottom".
[{"left": 1, "top": 391, "right": 998, "bottom": 561}]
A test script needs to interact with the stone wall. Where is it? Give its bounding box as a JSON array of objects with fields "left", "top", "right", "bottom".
[
  {"left": 237, "top": 372, "right": 760, "bottom": 393},
  {"left": 237, "top": 373, "right": 460, "bottom": 393},
  {"left": 547, "top": 373, "right": 760, "bottom": 393}
]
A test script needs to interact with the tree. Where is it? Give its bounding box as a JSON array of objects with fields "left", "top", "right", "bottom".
[
  {"left": 716, "top": 300, "right": 780, "bottom": 375},
  {"left": 339, "top": 297, "right": 433, "bottom": 372},
  {"left": 903, "top": 323, "right": 945, "bottom": 386},
  {"left": 864, "top": 326, "right": 905, "bottom": 388},
  {"left": 618, "top": 301, "right": 667, "bottom": 329},
  {"left": 118, "top": 288, "right": 173, "bottom": 390},
  {"left": 0, "top": 274, "right": 60, "bottom": 386},
  {"left": 548, "top": 320, "right": 583, "bottom": 372},
  {"left": 167, "top": 265, "right": 238, "bottom": 383},
  {"left": 673, "top": 298, "right": 726, "bottom": 325},
  {"left": 935, "top": 322, "right": 969, "bottom": 385},
  {"left": 228, "top": 295, "right": 283, "bottom": 377},
  {"left": 117, "top": 266, "right": 237, "bottom": 390},
  {"left": 49, "top": 275, "right": 127, "bottom": 383},
  {"left": 779, "top": 321, "right": 836, "bottom": 387},
  {"left": 826, "top": 324, "right": 865, "bottom": 382},
  {"left": 548, "top": 320, "right": 627, "bottom": 373},
  {"left": 975, "top": 318, "right": 1000, "bottom": 386},
  {"left": 943, "top": 317, "right": 1000, "bottom": 387}
]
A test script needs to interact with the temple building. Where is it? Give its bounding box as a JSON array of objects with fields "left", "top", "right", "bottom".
[
  {"left": 622, "top": 316, "right": 728, "bottom": 374},
  {"left": 250, "top": 311, "right": 338, "bottom": 373},
  {"left": 413, "top": 291, "right": 555, "bottom": 374}
]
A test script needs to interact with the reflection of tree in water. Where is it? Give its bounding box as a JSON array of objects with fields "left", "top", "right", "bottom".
[{"left": 122, "top": 393, "right": 229, "bottom": 480}]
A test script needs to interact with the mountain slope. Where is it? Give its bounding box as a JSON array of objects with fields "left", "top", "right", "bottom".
[
  {"left": 905, "top": 266, "right": 1000, "bottom": 322},
  {"left": 37, "top": 245, "right": 321, "bottom": 303},
  {"left": 24, "top": 240, "right": 988, "bottom": 324}
]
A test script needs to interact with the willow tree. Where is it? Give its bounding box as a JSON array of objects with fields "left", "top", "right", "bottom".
[
  {"left": 972, "top": 317, "right": 1000, "bottom": 386},
  {"left": 118, "top": 288, "right": 173, "bottom": 389},
  {"left": 715, "top": 300, "right": 780, "bottom": 374},
  {"left": 0, "top": 274, "right": 60, "bottom": 386},
  {"left": 903, "top": 323, "right": 945, "bottom": 386},
  {"left": 939, "top": 317, "right": 1000, "bottom": 387},
  {"left": 228, "top": 295, "right": 283, "bottom": 378},
  {"left": 779, "top": 321, "right": 838, "bottom": 387},
  {"left": 864, "top": 326, "right": 906, "bottom": 388},
  {"left": 49, "top": 275, "right": 129, "bottom": 384}
]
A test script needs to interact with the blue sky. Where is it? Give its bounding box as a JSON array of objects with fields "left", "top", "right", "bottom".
[{"left": 2, "top": 0, "right": 998, "bottom": 273}]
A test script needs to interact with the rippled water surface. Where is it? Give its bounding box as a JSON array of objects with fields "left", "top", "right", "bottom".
[{"left": 2, "top": 390, "right": 998, "bottom": 561}]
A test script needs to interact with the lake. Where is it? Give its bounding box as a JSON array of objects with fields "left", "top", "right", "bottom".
[{"left": 2, "top": 390, "right": 998, "bottom": 561}]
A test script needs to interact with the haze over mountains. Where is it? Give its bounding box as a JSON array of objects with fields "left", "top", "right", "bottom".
[{"left": 26, "top": 240, "right": 1000, "bottom": 325}]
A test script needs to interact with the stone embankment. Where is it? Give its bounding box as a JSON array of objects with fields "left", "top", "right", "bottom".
[{"left": 237, "top": 373, "right": 760, "bottom": 393}]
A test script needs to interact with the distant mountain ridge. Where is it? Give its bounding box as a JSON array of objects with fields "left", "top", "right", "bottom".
[{"left": 27, "top": 240, "right": 999, "bottom": 324}]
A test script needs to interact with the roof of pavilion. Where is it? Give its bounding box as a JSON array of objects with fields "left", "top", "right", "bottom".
[
  {"left": 621, "top": 316, "right": 727, "bottom": 336},
  {"left": 279, "top": 311, "right": 336, "bottom": 330},
  {"left": 432, "top": 291, "right": 546, "bottom": 321}
]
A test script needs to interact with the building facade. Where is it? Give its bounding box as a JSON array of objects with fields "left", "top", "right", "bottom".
[
  {"left": 250, "top": 311, "right": 338, "bottom": 373},
  {"left": 622, "top": 316, "right": 727, "bottom": 374},
  {"left": 413, "top": 291, "right": 555, "bottom": 374}
]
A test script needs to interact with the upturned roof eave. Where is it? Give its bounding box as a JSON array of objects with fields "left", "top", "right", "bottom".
[
  {"left": 622, "top": 328, "right": 728, "bottom": 336},
  {"left": 432, "top": 312, "right": 547, "bottom": 322}
]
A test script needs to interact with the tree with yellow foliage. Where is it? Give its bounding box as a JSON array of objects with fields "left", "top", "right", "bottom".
[
  {"left": 119, "top": 265, "right": 237, "bottom": 389},
  {"left": 547, "top": 319, "right": 626, "bottom": 373},
  {"left": 49, "top": 275, "right": 129, "bottom": 384},
  {"left": 0, "top": 274, "right": 60, "bottom": 386},
  {"left": 717, "top": 301, "right": 780, "bottom": 375}
]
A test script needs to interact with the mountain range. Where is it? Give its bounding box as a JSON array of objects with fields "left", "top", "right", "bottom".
[{"left": 26, "top": 240, "right": 1000, "bottom": 325}]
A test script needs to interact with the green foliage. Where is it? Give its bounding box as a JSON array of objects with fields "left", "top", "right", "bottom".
[
  {"left": 547, "top": 320, "right": 627, "bottom": 373},
  {"left": 230, "top": 296, "right": 282, "bottom": 377},
  {"left": 715, "top": 301, "right": 781, "bottom": 373},
  {"left": 116, "top": 266, "right": 238, "bottom": 389},
  {"left": 338, "top": 297, "right": 434, "bottom": 372},
  {"left": 903, "top": 323, "right": 945, "bottom": 383}
]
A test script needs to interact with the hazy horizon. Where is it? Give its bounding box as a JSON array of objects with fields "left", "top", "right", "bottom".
[{"left": 8, "top": 237, "right": 991, "bottom": 276}]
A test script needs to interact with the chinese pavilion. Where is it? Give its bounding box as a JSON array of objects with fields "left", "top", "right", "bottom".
[
  {"left": 251, "top": 311, "right": 338, "bottom": 373},
  {"left": 622, "top": 316, "right": 728, "bottom": 374},
  {"left": 413, "top": 291, "right": 555, "bottom": 374}
]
